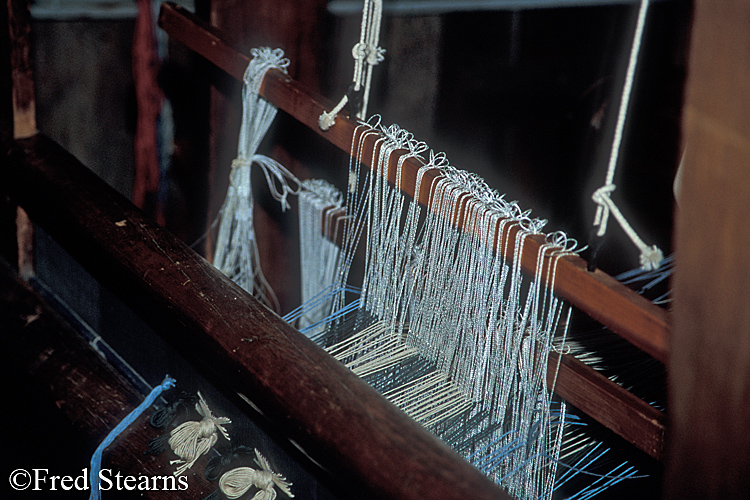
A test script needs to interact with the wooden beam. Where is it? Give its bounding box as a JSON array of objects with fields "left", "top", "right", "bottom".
[
  {"left": 1, "top": 263, "right": 213, "bottom": 499},
  {"left": 5, "top": 133, "right": 511, "bottom": 500},
  {"left": 548, "top": 352, "right": 666, "bottom": 460},
  {"left": 158, "top": 1, "right": 670, "bottom": 364},
  {"left": 665, "top": 0, "right": 750, "bottom": 497}
]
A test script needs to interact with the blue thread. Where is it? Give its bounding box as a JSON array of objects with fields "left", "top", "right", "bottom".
[{"left": 89, "top": 375, "right": 176, "bottom": 499}]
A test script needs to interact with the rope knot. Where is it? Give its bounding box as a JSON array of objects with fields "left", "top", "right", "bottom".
[
  {"left": 168, "top": 392, "right": 231, "bottom": 476},
  {"left": 351, "top": 42, "right": 367, "bottom": 61},
  {"left": 639, "top": 244, "right": 664, "bottom": 272},
  {"left": 591, "top": 183, "right": 616, "bottom": 206},
  {"left": 218, "top": 449, "right": 294, "bottom": 500},
  {"left": 367, "top": 46, "right": 386, "bottom": 65},
  {"left": 231, "top": 158, "right": 250, "bottom": 171}
]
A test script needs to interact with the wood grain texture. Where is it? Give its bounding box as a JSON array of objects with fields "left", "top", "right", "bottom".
[
  {"left": 665, "top": 0, "right": 750, "bottom": 497},
  {"left": 6, "top": 0, "right": 35, "bottom": 277},
  {"left": 7, "top": 0, "right": 35, "bottom": 138},
  {"left": 5, "top": 133, "right": 510, "bottom": 500}
]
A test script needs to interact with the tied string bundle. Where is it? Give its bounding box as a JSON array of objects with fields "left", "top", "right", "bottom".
[
  {"left": 166, "top": 392, "right": 231, "bottom": 476},
  {"left": 213, "top": 47, "right": 301, "bottom": 311},
  {"left": 218, "top": 449, "right": 293, "bottom": 500},
  {"left": 203, "top": 447, "right": 294, "bottom": 500},
  {"left": 319, "top": 0, "right": 385, "bottom": 130}
]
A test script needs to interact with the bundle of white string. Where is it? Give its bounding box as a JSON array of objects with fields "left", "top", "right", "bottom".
[
  {"left": 213, "top": 47, "right": 302, "bottom": 310},
  {"left": 218, "top": 449, "right": 294, "bottom": 500},
  {"left": 168, "top": 392, "right": 231, "bottom": 476}
]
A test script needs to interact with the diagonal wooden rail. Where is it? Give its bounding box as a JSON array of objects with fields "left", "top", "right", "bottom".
[{"left": 157, "top": 2, "right": 667, "bottom": 459}]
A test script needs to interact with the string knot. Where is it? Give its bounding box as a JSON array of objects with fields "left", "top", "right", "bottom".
[
  {"left": 168, "top": 392, "right": 231, "bottom": 476},
  {"left": 639, "top": 244, "right": 664, "bottom": 272},
  {"left": 351, "top": 42, "right": 367, "bottom": 61},
  {"left": 219, "top": 449, "right": 294, "bottom": 500},
  {"left": 367, "top": 46, "right": 386, "bottom": 65}
]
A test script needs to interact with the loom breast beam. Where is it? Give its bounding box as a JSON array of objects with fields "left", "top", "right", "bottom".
[
  {"left": 5, "top": 133, "right": 511, "bottom": 500},
  {"left": 158, "top": 1, "right": 667, "bottom": 459},
  {"left": 158, "top": 2, "right": 669, "bottom": 365}
]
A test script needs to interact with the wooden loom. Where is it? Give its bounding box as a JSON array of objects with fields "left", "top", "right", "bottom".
[{"left": 3, "top": 1, "right": 750, "bottom": 499}]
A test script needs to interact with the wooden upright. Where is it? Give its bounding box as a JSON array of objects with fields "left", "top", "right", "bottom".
[{"left": 666, "top": 0, "right": 750, "bottom": 498}]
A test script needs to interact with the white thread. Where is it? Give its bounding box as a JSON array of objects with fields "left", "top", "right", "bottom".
[
  {"left": 318, "top": 0, "right": 384, "bottom": 130},
  {"left": 214, "top": 48, "right": 303, "bottom": 309},
  {"left": 297, "top": 115, "right": 631, "bottom": 497},
  {"left": 219, "top": 449, "right": 294, "bottom": 500},
  {"left": 168, "top": 392, "right": 230, "bottom": 476},
  {"left": 591, "top": 0, "right": 662, "bottom": 271}
]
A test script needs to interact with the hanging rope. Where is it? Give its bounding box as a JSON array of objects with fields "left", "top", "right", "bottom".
[
  {"left": 590, "top": 0, "right": 663, "bottom": 271},
  {"left": 319, "top": 0, "right": 385, "bottom": 130}
]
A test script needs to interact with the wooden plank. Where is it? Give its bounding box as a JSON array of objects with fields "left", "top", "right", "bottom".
[
  {"left": 7, "top": 0, "right": 35, "bottom": 139},
  {"left": 158, "top": 2, "right": 670, "bottom": 364},
  {"left": 5, "top": 133, "right": 511, "bottom": 500},
  {"left": 548, "top": 352, "right": 666, "bottom": 460},
  {"left": 665, "top": 0, "right": 750, "bottom": 497}
]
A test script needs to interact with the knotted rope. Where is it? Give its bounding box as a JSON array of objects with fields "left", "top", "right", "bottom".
[{"left": 168, "top": 392, "right": 231, "bottom": 476}]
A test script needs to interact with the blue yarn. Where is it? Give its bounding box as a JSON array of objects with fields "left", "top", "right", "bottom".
[{"left": 89, "top": 375, "right": 176, "bottom": 499}]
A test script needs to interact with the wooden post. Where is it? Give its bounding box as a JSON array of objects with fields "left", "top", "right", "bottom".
[
  {"left": 665, "top": 0, "right": 750, "bottom": 497},
  {"left": 6, "top": 0, "right": 36, "bottom": 279}
]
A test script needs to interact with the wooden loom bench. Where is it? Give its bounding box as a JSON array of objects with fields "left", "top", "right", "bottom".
[{"left": 158, "top": 1, "right": 667, "bottom": 460}]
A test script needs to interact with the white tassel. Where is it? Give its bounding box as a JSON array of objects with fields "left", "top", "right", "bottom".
[
  {"left": 219, "top": 449, "right": 294, "bottom": 500},
  {"left": 168, "top": 392, "right": 231, "bottom": 476}
]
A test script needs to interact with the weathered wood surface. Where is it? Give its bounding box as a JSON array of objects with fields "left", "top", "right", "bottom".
[
  {"left": 5, "top": 133, "right": 511, "bottom": 500},
  {"left": 6, "top": 0, "right": 35, "bottom": 278},
  {"left": 665, "top": 0, "right": 750, "bottom": 498}
]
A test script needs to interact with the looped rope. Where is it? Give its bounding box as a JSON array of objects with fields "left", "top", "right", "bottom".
[
  {"left": 590, "top": 0, "right": 662, "bottom": 271},
  {"left": 319, "top": 0, "right": 384, "bottom": 130},
  {"left": 168, "top": 392, "right": 231, "bottom": 476},
  {"left": 591, "top": 182, "right": 664, "bottom": 271}
]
